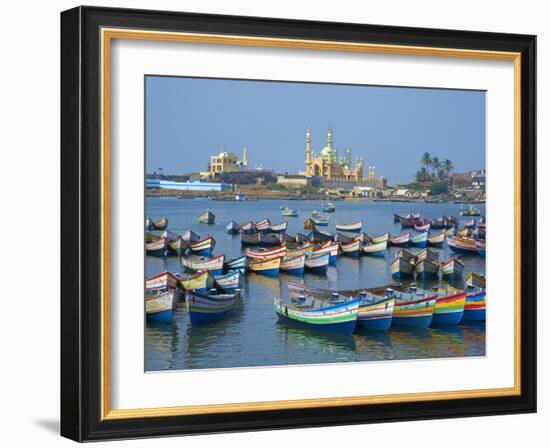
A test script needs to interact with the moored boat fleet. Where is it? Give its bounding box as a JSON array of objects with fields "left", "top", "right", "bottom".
[{"left": 144, "top": 208, "right": 486, "bottom": 336}]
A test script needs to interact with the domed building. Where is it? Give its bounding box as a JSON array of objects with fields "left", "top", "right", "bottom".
[{"left": 302, "top": 128, "right": 387, "bottom": 188}]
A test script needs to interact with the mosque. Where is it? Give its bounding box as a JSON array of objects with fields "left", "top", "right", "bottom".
[{"left": 301, "top": 128, "right": 386, "bottom": 188}]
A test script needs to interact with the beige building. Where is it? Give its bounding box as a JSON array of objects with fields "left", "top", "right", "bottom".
[{"left": 202, "top": 148, "right": 249, "bottom": 178}]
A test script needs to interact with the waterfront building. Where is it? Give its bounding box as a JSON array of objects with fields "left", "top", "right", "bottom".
[
  {"left": 202, "top": 147, "right": 249, "bottom": 179},
  {"left": 301, "top": 128, "right": 387, "bottom": 188},
  {"left": 146, "top": 178, "right": 232, "bottom": 192}
]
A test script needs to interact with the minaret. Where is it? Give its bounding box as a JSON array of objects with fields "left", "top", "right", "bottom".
[
  {"left": 242, "top": 147, "right": 248, "bottom": 167},
  {"left": 305, "top": 128, "right": 312, "bottom": 165}
]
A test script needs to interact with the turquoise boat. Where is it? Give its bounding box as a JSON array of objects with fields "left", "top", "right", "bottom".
[
  {"left": 274, "top": 294, "right": 359, "bottom": 335},
  {"left": 410, "top": 232, "right": 428, "bottom": 248},
  {"left": 357, "top": 291, "right": 394, "bottom": 331}
]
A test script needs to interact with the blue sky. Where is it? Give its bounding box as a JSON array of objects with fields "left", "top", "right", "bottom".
[{"left": 146, "top": 76, "right": 485, "bottom": 184}]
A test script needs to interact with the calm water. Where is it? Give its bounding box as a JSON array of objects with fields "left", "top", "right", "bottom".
[{"left": 145, "top": 198, "right": 486, "bottom": 371}]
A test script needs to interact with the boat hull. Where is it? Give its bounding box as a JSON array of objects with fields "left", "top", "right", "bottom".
[
  {"left": 431, "top": 311, "right": 464, "bottom": 326},
  {"left": 276, "top": 313, "right": 357, "bottom": 335},
  {"left": 392, "top": 315, "right": 433, "bottom": 329},
  {"left": 357, "top": 316, "right": 392, "bottom": 331},
  {"left": 146, "top": 309, "right": 173, "bottom": 323},
  {"left": 463, "top": 291, "right": 486, "bottom": 321}
]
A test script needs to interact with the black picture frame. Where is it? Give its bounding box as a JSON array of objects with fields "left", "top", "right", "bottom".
[{"left": 61, "top": 5, "right": 536, "bottom": 442}]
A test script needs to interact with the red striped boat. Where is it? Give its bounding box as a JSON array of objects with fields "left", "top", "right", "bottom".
[
  {"left": 245, "top": 245, "right": 287, "bottom": 260},
  {"left": 145, "top": 271, "right": 179, "bottom": 291},
  {"left": 269, "top": 222, "right": 288, "bottom": 233},
  {"left": 145, "top": 237, "right": 167, "bottom": 257},
  {"left": 181, "top": 254, "right": 225, "bottom": 276},
  {"left": 256, "top": 218, "right": 271, "bottom": 231},
  {"left": 188, "top": 236, "right": 216, "bottom": 256},
  {"left": 240, "top": 221, "right": 256, "bottom": 233},
  {"left": 427, "top": 231, "right": 446, "bottom": 247},
  {"left": 390, "top": 232, "right": 410, "bottom": 247},
  {"left": 340, "top": 238, "right": 361, "bottom": 257}
]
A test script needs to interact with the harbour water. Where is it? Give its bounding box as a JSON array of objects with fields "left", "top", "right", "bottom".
[{"left": 145, "top": 197, "right": 486, "bottom": 371}]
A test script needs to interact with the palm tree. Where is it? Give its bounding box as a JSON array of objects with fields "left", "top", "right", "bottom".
[
  {"left": 414, "top": 167, "right": 430, "bottom": 183},
  {"left": 431, "top": 156, "right": 441, "bottom": 178},
  {"left": 442, "top": 159, "right": 454, "bottom": 178},
  {"left": 421, "top": 152, "right": 432, "bottom": 171}
]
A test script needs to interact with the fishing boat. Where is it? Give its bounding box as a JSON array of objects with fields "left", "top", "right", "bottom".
[
  {"left": 278, "top": 233, "right": 295, "bottom": 244},
  {"left": 335, "top": 221, "right": 362, "bottom": 233},
  {"left": 240, "top": 221, "right": 256, "bottom": 233},
  {"left": 274, "top": 294, "right": 359, "bottom": 335},
  {"left": 314, "top": 241, "right": 340, "bottom": 264},
  {"left": 258, "top": 233, "right": 282, "bottom": 246},
  {"left": 410, "top": 232, "right": 428, "bottom": 248},
  {"left": 226, "top": 221, "right": 241, "bottom": 234},
  {"left": 245, "top": 245, "right": 287, "bottom": 260},
  {"left": 181, "top": 254, "right": 225, "bottom": 275},
  {"left": 431, "top": 216, "right": 447, "bottom": 229},
  {"left": 176, "top": 271, "right": 214, "bottom": 293},
  {"left": 311, "top": 210, "right": 329, "bottom": 226},
  {"left": 413, "top": 219, "right": 431, "bottom": 232},
  {"left": 255, "top": 218, "right": 271, "bottom": 232},
  {"left": 214, "top": 270, "right": 242, "bottom": 292},
  {"left": 145, "top": 237, "right": 167, "bottom": 257},
  {"left": 390, "top": 232, "right": 411, "bottom": 247},
  {"left": 463, "top": 272, "right": 486, "bottom": 321},
  {"left": 160, "top": 229, "right": 178, "bottom": 241},
  {"left": 198, "top": 209, "right": 215, "bottom": 224},
  {"left": 371, "top": 285, "right": 437, "bottom": 329},
  {"left": 414, "top": 257, "right": 439, "bottom": 278},
  {"left": 280, "top": 253, "right": 306, "bottom": 275},
  {"left": 365, "top": 232, "right": 390, "bottom": 244},
  {"left": 295, "top": 232, "right": 309, "bottom": 244},
  {"left": 415, "top": 248, "right": 440, "bottom": 262},
  {"left": 357, "top": 290, "right": 394, "bottom": 331},
  {"left": 146, "top": 217, "right": 168, "bottom": 231},
  {"left": 400, "top": 216, "right": 415, "bottom": 228},
  {"left": 303, "top": 252, "right": 330, "bottom": 273},
  {"left": 248, "top": 256, "right": 281, "bottom": 277},
  {"left": 187, "top": 236, "right": 216, "bottom": 256},
  {"left": 240, "top": 232, "right": 259, "bottom": 246},
  {"left": 427, "top": 231, "right": 446, "bottom": 247},
  {"left": 447, "top": 236, "right": 481, "bottom": 255},
  {"left": 466, "top": 271, "right": 486, "bottom": 288},
  {"left": 394, "top": 213, "right": 408, "bottom": 223},
  {"left": 145, "top": 288, "right": 177, "bottom": 323},
  {"left": 223, "top": 255, "right": 247, "bottom": 273},
  {"left": 340, "top": 238, "right": 361, "bottom": 257},
  {"left": 187, "top": 289, "right": 241, "bottom": 324},
  {"left": 322, "top": 202, "right": 336, "bottom": 213},
  {"left": 146, "top": 271, "right": 180, "bottom": 291},
  {"left": 167, "top": 237, "right": 188, "bottom": 257},
  {"left": 440, "top": 258, "right": 465, "bottom": 279},
  {"left": 281, "top": 206, "right": 299, "bottom": 217},
  {"left": 269, "top": 222, "right": 288, "bottom": 233},
  {"left": 362, "top": 240, "right": 388, "bottom": 257},
  {"left": 181, "top": 229, "right": 200, "bottom": 243},
  {"left": 431, "top": 287, "right": 467, "bottom": 326},
  {"left": 390, "top": 250, "right": 416, "bottom": 278},
  {"left": 308, "top": 227, "right": 334, "bottom": 244},
  {"left": 464, "top": 218, "right": 477, "bottom": 229}
]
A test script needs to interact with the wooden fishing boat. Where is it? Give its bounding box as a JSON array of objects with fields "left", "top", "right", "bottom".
[
  {"left": 145, "top": 237, "right": 167, "bottom": 257},
  {"left": 411, "top": 212, "right": 421, "bottom": 219},
  {"left": 390, "top": 232, "right": 411, "bottom": 247},
  {"left": 245, "top": 245, "right": 287, "bottom": 260},
  {"left": 431, "top": 287, "right": 467, "bottom": 326},
  {"left": 335, "top": 221, "right": 362, "bottom": 233},
  {"left": 240, "top": 221, "right": 256, "bottom": 233},
  {"left": 223, "top": 255, "right": 247, "bottom": 273},
  {"left": 167, "top": 237, "right": 188, "bottom": 256},
  {"left": 278, "top": 233, "right": 295, "bottom": 244},
  {"left": 399, "top": 216, "right": 415, "bottom": 228},
  {"left": 198, "top": 209, "right": 215, "bottom": 224},
  {"left": 146, "top": 217, "right": 168, "bottom": 231},
  {"left": 304, "top": 252, "right": 330, "bottom": 273},
  {"left": 146, "top": 288, "right": 177, "bottom": 323},
  {"left": 365, "top": 232, "right": 390, "bottom": 244},
  {"left": 410, "top": 232, "right": 428, "bottom": 248},
  {"left": 394, "top": 213, "right": 409, "bottom": 223},
  {"left": 274, "top": 294, "right": 359, "bottom": 335},
  {"left": 447, "top": 236, "right": 481, "bottom": 255},
  {"left": 240, "top": 232, "right": 259, "bottom": 246},
  {"left": 258, "top": 233, "right": 282, "bottom": 246},
  {"left": 146, "top": 271, "right": 179, "bottom": 291},
  {"left": 280, "top": 253, "right": 305, "bottom": 275},
  {"left": 340, "top": 238, "right": 361, "bottom": 257},
  {"left": 226, "top": 221, "right": 241, "bottom": 234},
  {"left": 295, "top": 232, "right": 309, "bottom": 244},
  {"left": 187, "top": 289, "right": 241, "bottom": 324},
  {"left": 312, "top": 217, "right": 329, "bottom": 226},
  {"left": 464, "top": 218, "right": 477, "bottom": 229},
  {"left": 269, "top": 221, "right": 288, "bottom": 233},
  {"left": 362, "top": 240, "right": 388, "bottom": 257},
  {"left": 444, "top": 227, "right": 456, "bottom": 237},
  {"left": 214, "top": 270, "right": 242, "bottom": 292},
  {"left": 160, "top": 229, "right": 178, "bottom": 241},
  {"left": 311, "top": 210, "right": 329, "bottom": 226},
  {"left": 176, "top": 271, "right": 214, "bottom": 293},
  {"left": 314, "top": 241, "right": 340, "bottom": 264},
  {"left": 247, "top": 256, "right": 281, "bottom": 277},
  {"left": 369, "top": 285, "right": 437, "bottom": 329},
  {"left": 181, "top": 229, "right": 200, "bottom": 243},
  {"left": 335, "top": 231, "right": 354, "bottom": 244},
  {"left": 431, "top": 216, "right": 447, "bottom": 229},
  {"left": 390, "top": 254, "right": 415, "bottom": 278},
  {"left": 187, "top": 236, "right": 216, "bottom": 256},
  {"left": 145, "top": 232, "right": 158, "bottom": 243},
  {"left": 357, "top": 290, "right": 394, "bottom": 331},
  {"left": 413, "top": 219, "right": 431, "bottom": 232},
  {"left": 281, "top": 206, "right": 299, "bottom": 217},
  {"left": 463, "top": 288, "right": 486, "bottom": 321},
  {"left": 181, "top": 254, "right": 225, "bottom": 275},
  {"left": 440, "top": 258, "right": 465, "bottom": 279},
  {"left": 414, "top": 257, "right": 439, "bottom": 278},
  {"left": 415, "top": 248, "right": 439, "bottom": 262},
  {"left": 427, "top": 231, "right": 446, "bottom": 247},
  {"left": 466, "top": 271, "right": 486, "bottom": 288},
  {"left": 323, "top": 202, "right": 336, "bottom": 213},
  {"left": 308, "top": 227, "right": 334, "bottom": 244},
  {"left": 255, "top": 218, "right": 271, "bottom": 232}
]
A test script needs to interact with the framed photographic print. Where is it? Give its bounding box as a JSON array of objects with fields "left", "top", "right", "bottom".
[{"left": 60, "top": 6, "right": 537, "bottom": 442}]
